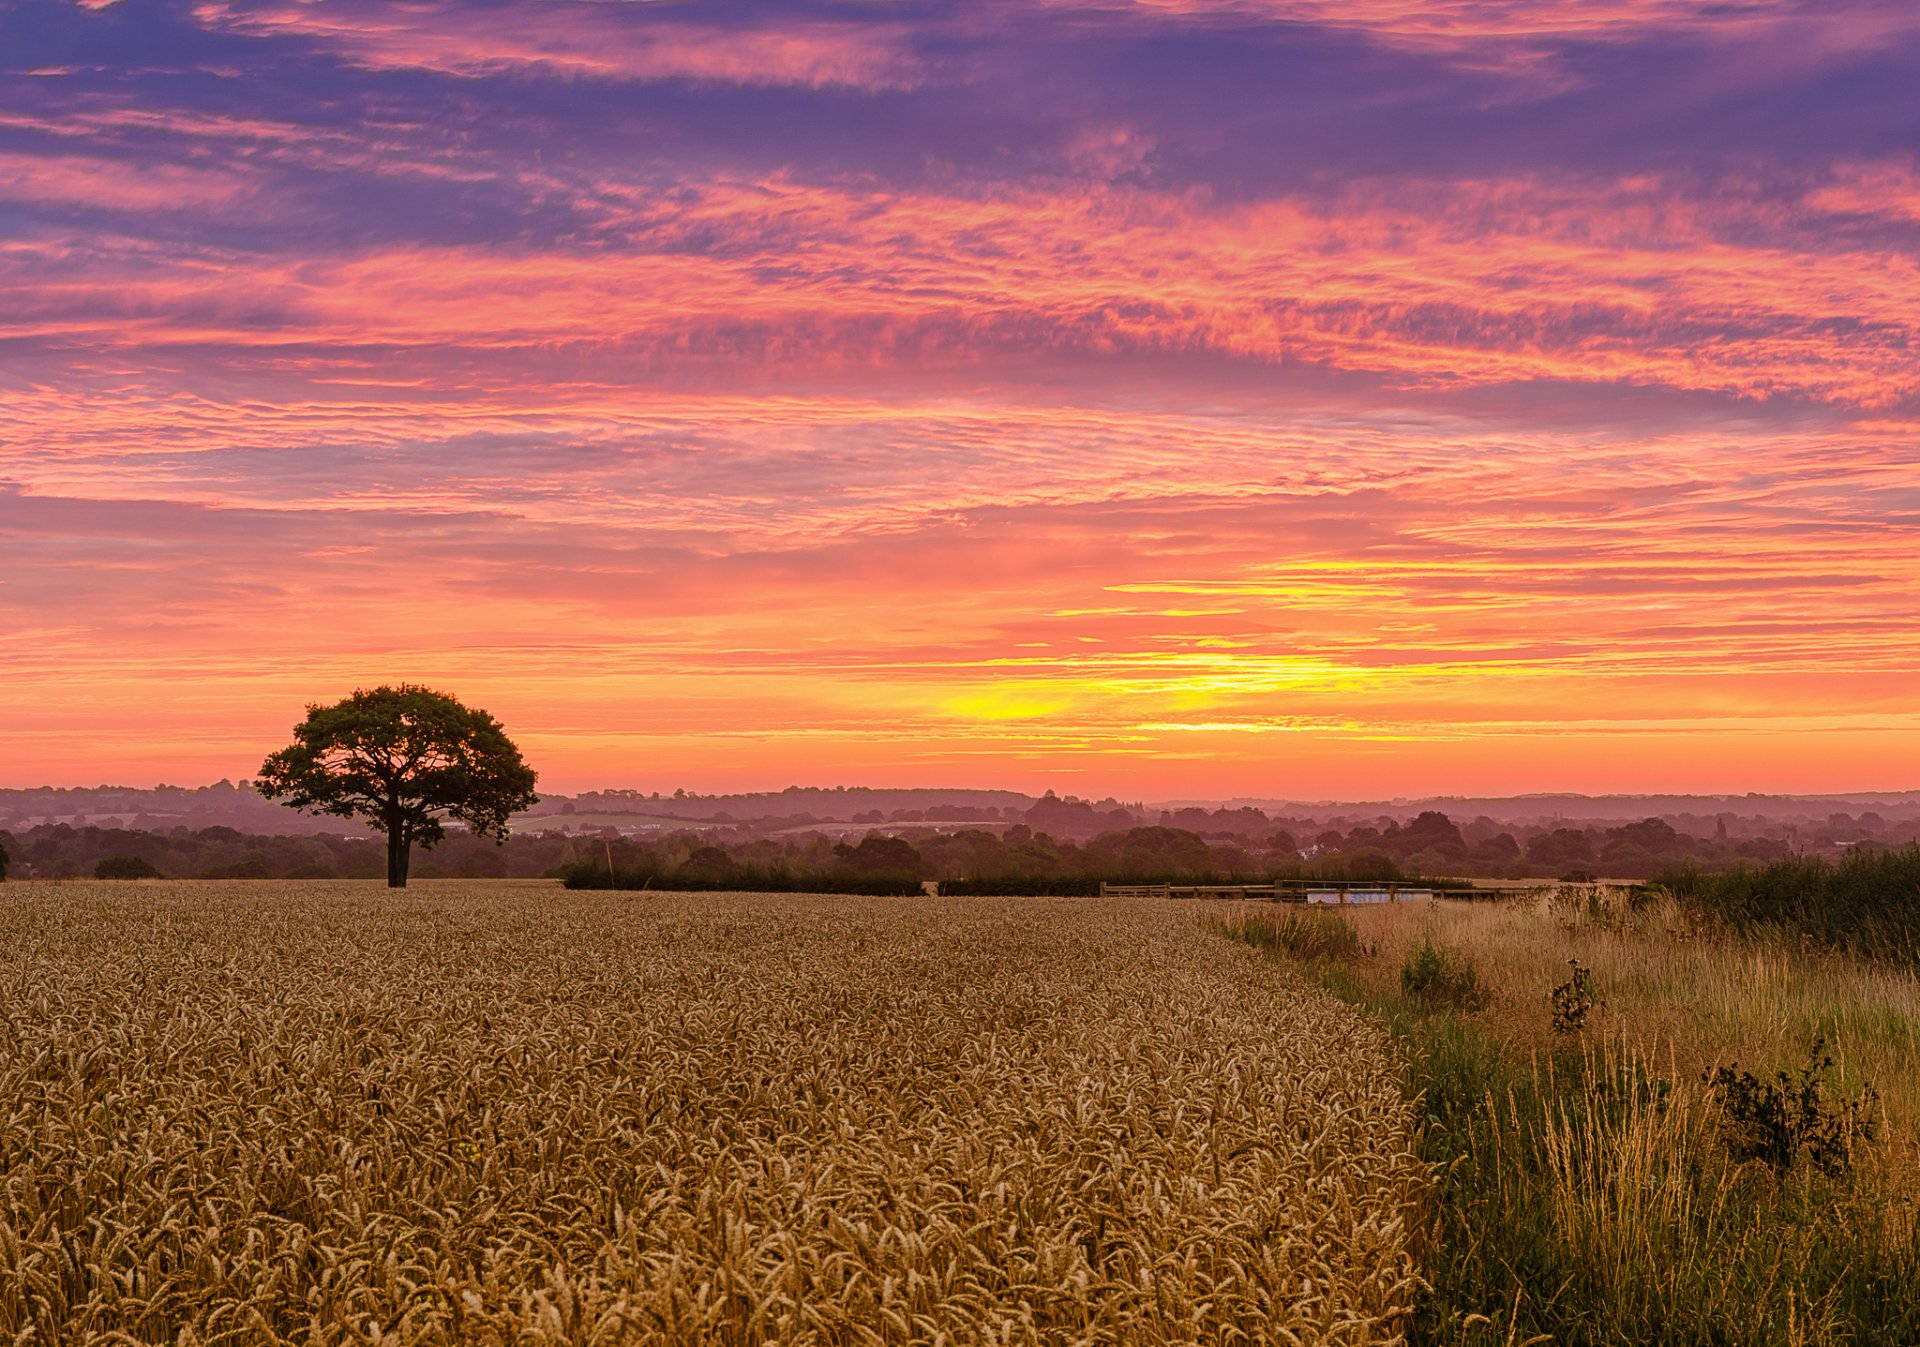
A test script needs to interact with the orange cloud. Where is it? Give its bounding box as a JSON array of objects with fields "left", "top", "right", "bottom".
[{"left": 9, "top": 170, "right": 1920, "bottom": 410}]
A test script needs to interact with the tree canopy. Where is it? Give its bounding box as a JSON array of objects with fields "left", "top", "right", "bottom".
[
  {"left": 96, "top": 854, "right": 163, "bottom": 880},
  {"left": 257, "top": 685, "right": 538, "bottom": 887}
]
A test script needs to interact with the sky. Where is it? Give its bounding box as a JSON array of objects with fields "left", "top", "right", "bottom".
[{"left": 4, "top": 0, "right": 1919, "bottom": 797}]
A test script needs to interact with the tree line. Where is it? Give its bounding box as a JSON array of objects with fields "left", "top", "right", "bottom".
[
  {"left": 9, "top": 687, "right": 1908, "bottom": 904},
  {"left": 0, "top": 823, "right": 579, "bottom": 882}
]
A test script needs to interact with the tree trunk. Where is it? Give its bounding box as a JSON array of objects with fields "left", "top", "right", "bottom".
[{"left": 386, "top": 824, "right": 411, "bottom": 888}]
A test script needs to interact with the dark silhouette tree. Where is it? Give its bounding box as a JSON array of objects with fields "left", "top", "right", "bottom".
[
  {"left": 96, "top": 854, "right": 163, "bottom": 879},
  {"left": 257, "top": 685, "right": 538, "bottom": 888},
  {"left": 0, "top": 834, "right": 10, "bottom": 881},
  {"left": 1527, "top": 827, "right": 1595, "bottom": 869},
  {"left": 834, "top": 833, "right": 922, "bottom": 881}
]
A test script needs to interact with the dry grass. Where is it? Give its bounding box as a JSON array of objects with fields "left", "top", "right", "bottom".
[
  {"left": 1337, "top": 891, "right": 1920, "bottom": 1138},
  {"left": 0, "top": 881, "right": 1425, "bottom": 1345},
  {"left": 1217, "top": 893, "right": 1920, "bottom": 1343}
]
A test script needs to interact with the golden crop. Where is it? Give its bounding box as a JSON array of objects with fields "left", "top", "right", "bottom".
[{"left": 0, "top": 883, "right": 1423, "bottom": 1344}]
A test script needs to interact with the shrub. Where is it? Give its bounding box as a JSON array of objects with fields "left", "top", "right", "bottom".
[
  {"left": 1662, "top": 845, "right": 1920, "bottom": 961},
  {"left": 95, "top": 855, "right": 163, "bottom": 880},
  {"left": 1549, "top": 958, "right": 1599, "bottom": 1034},
  {"left": 204, "top": 856, "right": 275, "bottom": 880},
  {"left": 556, "top": 858, "right": 919, "bottom": 895},
  {"left": 1704, "top": 1038, "right": 1878, "bottom": 1176},
  {"left": 1400, "top": 941, "right": 1487, "bottom": 1011}
]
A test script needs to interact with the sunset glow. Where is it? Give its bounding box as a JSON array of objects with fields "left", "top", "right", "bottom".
[{"left": 5, "top": 0, "right": 1919, "bottom": 794}]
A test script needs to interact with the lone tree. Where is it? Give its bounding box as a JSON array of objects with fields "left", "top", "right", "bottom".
[{"left": 258, "top": 685, "right": 538, "bottom": 888}]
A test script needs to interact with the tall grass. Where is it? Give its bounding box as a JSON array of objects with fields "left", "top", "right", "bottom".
[
  {"left": 1210, "top": 906, "right": 1372, "bottom": 960},
  {"left": 1659, "top": 844, "right": 1920, "bottom": 961},
  {"left": 1214, "top": 892, "right": 1920, "bottom": 1344}
]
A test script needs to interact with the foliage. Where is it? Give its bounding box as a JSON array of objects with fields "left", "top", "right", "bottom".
[
  {"left": 1656, "top": 844, "right": 1920, "bottom": 960},
  {"left": 0, "top": 833, "right": 8, "bottom": 881},
  {"left": 257, "top": 685, "right": 538, "bottom": 887},
  {"left": 1549, "top": 958, "right": 1599, "bottom": 1034},
  {"left": 94, "top": 854, "right": 163, "bottom": 880},
  {"left": 560, "top": 857, "right": 921, "bottom": 895},
  {"left": 1704, "top": 1039, "right": 1878, "bottom": 1176},
  {"left": 0, "top": 885, "right": 1425, "bottom": 1343},
  {"left": 1400, "top": 940, "right": 1488, "bottom": 1011},
  {"left": 1, "top": 822, "right": 580, "bottom": 882},
  {"left": 558, "top": 824, "right": 1302, "bottom": 893}
]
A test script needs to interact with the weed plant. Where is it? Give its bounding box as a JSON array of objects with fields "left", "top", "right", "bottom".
[
  {"left": 1704, "top": 1038, "right": 1879, "bottom": 1176},
  {"left": 1550, "top": 958, "right": 1599, "bottom": 1034},
  {"left": 1400, "top": 941, "right": 1488, "bottom": 1011}
]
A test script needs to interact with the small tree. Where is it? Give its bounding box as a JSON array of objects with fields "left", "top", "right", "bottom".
[
  {"left": 257, "top": 685, "right": 538, "bottom": 888},
  {"left": 0, "top": 834, "right": 11, "bottom": 881}
]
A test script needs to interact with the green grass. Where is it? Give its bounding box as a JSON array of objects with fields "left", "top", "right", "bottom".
[{"left": 1219, "top": 918, "right": 1920, "bottom": 1346}]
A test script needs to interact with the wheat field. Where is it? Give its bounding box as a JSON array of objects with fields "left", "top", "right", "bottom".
[{"left": 0, "top": 882, "right": 1424, "bottom": 1345}]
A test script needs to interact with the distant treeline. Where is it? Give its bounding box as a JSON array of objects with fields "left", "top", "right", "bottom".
[
  {"left": 0, "top": 806, "right": 1875, "bottom": 888},
  {"left": 0, "top": 824, "right": 577, "bottom": 881},
  {"left": 556, "top": 825, "right": 1449, "bottom": 895},
  {"left": 552, "top": 809, "right": 1848, "bottom": 892}
]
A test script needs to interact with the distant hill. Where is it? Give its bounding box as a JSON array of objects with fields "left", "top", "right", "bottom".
[
  {"left": 530, "top": 786, "right": 1038, "bottom": 823},
  {"left": 0, "top": 781, "right": 365, "bottom": 836},
  {"left": 1162, "top": 792, "right": 1920, "bottom": 827}
]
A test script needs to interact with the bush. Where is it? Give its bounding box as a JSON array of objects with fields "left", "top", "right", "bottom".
[
  {"left": 1400, "top": 941, "right": 1487, "bottom": 1011},
  {"left": 95, "top": 855, "right": 164, "bottom": 880},
  {"left": 1704, "top": 1038, "right": 1878, "bottom": 1176},
  {"left": 938, "top": 877, "right": 1103, "bottom": 896},
  {"left": 204, "top": 856, "right": 275, "bottom": 880},
  {"left": 556, "top": 859, "right": 919, "bottom": 896},
  {"left": 1660, "top": 845, "right": 1920, "bottom": 960}
]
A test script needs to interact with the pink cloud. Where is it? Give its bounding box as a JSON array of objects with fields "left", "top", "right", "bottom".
[
  {"left": 9, "top": 171, "right": 1919, "bottom": 408},
  {"left": 192, "top": 0, "right": 928, "bottom": 89},
  {"left": 0, "top": 152, "right": 254, "bottom": 212}
]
